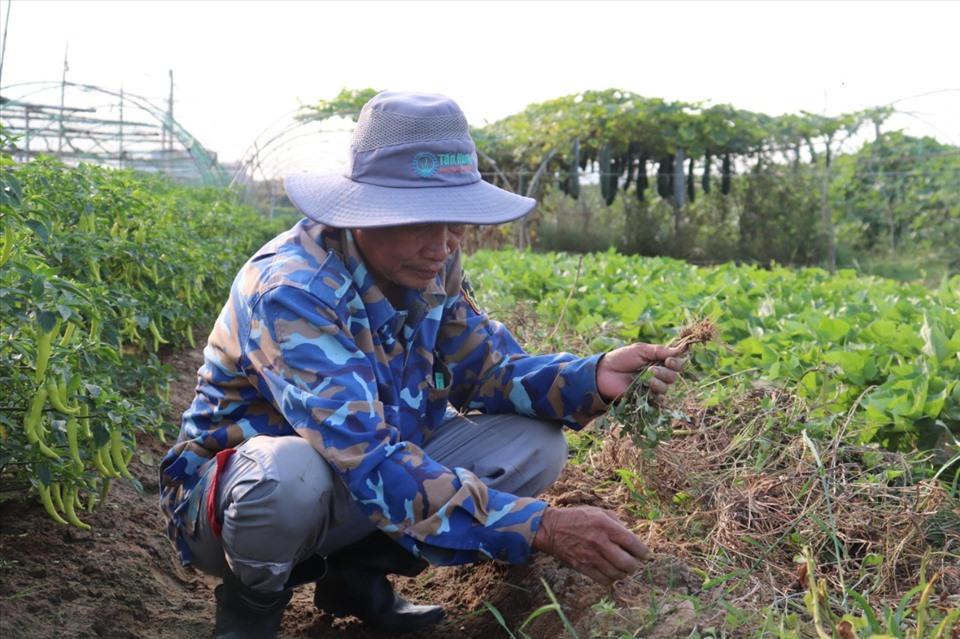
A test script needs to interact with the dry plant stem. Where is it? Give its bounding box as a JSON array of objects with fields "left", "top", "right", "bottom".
[{"left": 546, "top": 255, "right": 584, "bottom": 343}]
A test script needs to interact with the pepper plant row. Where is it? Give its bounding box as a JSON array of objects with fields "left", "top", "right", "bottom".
[
  {"left": 465, "top": 249, "right": 960, "bottom": 451},
  {"left": 0, "top": 154, "right": 285, "bottom": 527}
]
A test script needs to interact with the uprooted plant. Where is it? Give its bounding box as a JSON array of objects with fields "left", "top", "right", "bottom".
[{"left": 600, "top": 318, "right": 719, "bottom": 451}]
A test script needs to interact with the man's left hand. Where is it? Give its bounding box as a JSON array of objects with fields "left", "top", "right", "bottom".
[{"left": 596, "top": 343, "right": 686, "bottom": 403}]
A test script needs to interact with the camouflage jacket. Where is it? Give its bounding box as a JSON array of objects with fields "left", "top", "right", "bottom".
[{"left": 159, "top": 219, "right": 607, "bottom": 566}]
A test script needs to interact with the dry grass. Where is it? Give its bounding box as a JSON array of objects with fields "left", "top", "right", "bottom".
[{"left": 586, "top": 384, "right": 960, "bottom": 621}]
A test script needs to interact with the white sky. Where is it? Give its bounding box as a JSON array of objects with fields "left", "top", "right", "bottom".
[{"left": 2, "top": 0, "right": 958, "bottom": 168}]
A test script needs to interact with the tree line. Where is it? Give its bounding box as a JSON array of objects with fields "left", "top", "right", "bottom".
[{"left": 299, "top": 89, "right": 959, "bottom": 277}]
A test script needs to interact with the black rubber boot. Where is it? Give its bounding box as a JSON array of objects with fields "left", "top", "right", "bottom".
[
  {"left": 212, "top": 566, "right": 293, "bottom": 639},
  {"left": 313, "top": 532, "right": 445, "bottom": 635}
]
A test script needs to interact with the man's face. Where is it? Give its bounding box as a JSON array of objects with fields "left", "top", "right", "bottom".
[{"left": 353, "top": 223, "right": 467, "bottom": 291}]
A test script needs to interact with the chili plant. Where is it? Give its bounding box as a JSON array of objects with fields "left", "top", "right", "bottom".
[{"left": 0, "top": 152, "right": 286, "bottom": 528}]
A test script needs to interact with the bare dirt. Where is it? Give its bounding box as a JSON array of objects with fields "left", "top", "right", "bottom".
[{"left": 0, "top": 348, "right": 697, "bottom": 639}]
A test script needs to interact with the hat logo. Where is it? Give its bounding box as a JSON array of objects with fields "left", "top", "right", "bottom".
[{"left": 413, "top": 152, "right": 439, "bottom": 178}]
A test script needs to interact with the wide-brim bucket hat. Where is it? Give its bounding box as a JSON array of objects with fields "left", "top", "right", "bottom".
[{"left": 283, "top": 91, "right": 535, "bottom": 228}]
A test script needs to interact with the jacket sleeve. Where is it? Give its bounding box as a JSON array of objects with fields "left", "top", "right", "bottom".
[
  {"left": 437, "top": 287, "right": 609, "bottom": 429},
  {"left": 242, "top": 285, "right": 547, "bottom": 565}
]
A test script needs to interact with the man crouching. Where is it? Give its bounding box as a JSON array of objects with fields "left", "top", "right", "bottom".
[{"left": 159, "top": 91, "right": 684, "bottom": 638}]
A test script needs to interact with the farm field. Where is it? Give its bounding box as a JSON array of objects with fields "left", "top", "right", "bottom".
[
  {"left": 4, "top": 0, "right": 960, "bottom": 636},
  {"left": 1, "top": 156, "right": 958, "bottom": 638},
  {"left": 1, "top": 338, "right": 957, "bottom": 638}
]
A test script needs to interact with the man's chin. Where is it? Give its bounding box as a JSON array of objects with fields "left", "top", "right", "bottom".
[{"left": 404, "top": 272, "right": 440, "bottom": 288}]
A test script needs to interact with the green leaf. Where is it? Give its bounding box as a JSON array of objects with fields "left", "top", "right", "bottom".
[
  {"left": 920, "top": 312, "right": 949, "bottom": 363},
  {"left": 92, "top": 422, "right": 110, "bottom": 448},
  {"left": 24, "top": 219, "right": 49, "bottom": 244},
  {"left": 862, "top": 553, "right": 884, "bottom": 567},
  {"left": 37, "top": 310, "right": 58, "bottom": 333},
  {"left": 31, "top": 276, "right": 45, "bottom": 299},
  {"left": 941, "top": 381, "right": 960, "bottom": 422},
  {"left": 848, "top": 590, "right": 883, "bottom": 634},
  {"left": 518, "top": 604, "right": 560, "bottom": 630},
  {"left": 702, "top": 570, "right": 746, "bottom": 590},
  {"left": 37, "top": 463, "right": 52, "bottom": 487},
  {"left": 823, "top": 350, "right": 876, "bottom": 385},
  {"left": 923, "top": 377, "right": 949, "bottom": 418},
  {"left": 482, "top": 603, "right": 517, "bottom": 639},
  {"left": 0, "top": 171, "right": 23, "bottom": 206},
  {"left": 816, "top": 317, "right": 851, "bottom": 342}
]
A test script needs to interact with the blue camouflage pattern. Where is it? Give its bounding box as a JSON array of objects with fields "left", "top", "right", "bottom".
[{"left": 159, "top": 219, "right": 607, "bottom": 567}]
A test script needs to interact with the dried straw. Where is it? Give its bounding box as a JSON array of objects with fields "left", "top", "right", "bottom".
[{"left": 590, "top": 385, "right": 959, "bottom": 610}]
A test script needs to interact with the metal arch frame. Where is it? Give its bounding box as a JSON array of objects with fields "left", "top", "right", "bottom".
[
  {"left": 1, "top": 80, "right": 229, "bottom": 186},
  {"left": 230, "top": 108, "right": 355, "bottom": 213},
  {"left": 231, "top": 111, "right": 354, "bottom": 183}
]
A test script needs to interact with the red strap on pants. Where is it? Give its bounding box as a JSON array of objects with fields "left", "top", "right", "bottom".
[{"left": 205, "top": 448, "right": 238, "bottom": 539}]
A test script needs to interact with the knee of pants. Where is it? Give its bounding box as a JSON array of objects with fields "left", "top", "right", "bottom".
[
  {"left": 487, "top": 416, "right": 567, "bottom": 498},
  {"left": 221, "top": 436, "right": 335, "bottom": 565},
  {"left": 526, "top": 420, "right": 568, "bottom": 495}
]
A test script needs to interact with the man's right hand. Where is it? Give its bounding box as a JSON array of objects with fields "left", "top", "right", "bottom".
[{"left": 532, "top": 505, "right": 650, "bottom": 585}]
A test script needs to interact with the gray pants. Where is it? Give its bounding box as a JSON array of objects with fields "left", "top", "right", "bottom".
[{"left": 184, "top": 413, "right": 567, "bottom": 593}]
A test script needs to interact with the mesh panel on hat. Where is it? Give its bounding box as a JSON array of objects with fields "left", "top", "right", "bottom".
[{"left": 352, "top": 109, "right": 470, "bottom": 152}]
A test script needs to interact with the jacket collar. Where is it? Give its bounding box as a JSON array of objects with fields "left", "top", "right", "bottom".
[{"left": 319, "top": 226, "right": 448, "bottom": 335}]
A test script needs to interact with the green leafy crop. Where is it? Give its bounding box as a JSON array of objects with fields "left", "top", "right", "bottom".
[{"left": 465, "top": 249, "right": 959, "bottom": 452}]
